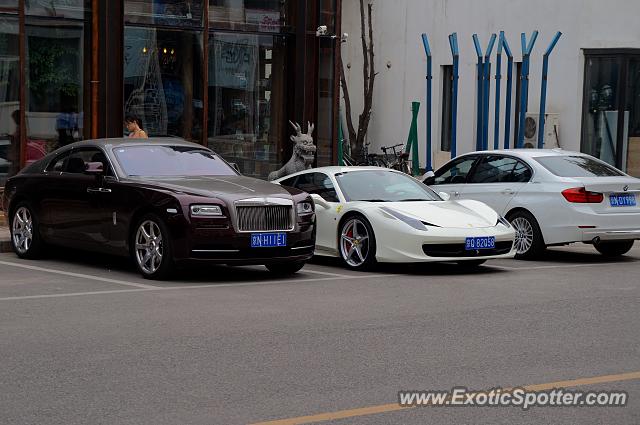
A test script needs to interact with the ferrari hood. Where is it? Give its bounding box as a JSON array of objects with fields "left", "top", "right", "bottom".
[
  {"left": 127, "top": 175, "right": 299, "bottom": 200},
  {"left": 379, "top": 200, "right": 499, "bottom": 228}
]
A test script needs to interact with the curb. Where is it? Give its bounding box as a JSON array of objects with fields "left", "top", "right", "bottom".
[{"left": 0, "top": 240, "right": 11, "bottom": 253}]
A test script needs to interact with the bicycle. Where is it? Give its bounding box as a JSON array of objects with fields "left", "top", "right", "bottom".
[{"left": 380, "top": 144, "right": 411, "bottom": 174}]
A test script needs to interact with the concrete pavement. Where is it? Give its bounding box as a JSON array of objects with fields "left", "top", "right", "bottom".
[{"left": 0, "top": 244, "right": 639, "bottom": 424}]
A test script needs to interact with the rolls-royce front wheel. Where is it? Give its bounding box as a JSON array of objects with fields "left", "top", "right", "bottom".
[{"left": 132, "top": 214, "right": 174, "bottom": 280}]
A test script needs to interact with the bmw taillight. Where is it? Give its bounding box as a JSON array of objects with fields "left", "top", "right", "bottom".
[{"left": 561, "top": 187, "right": 603, "bottom": 203}]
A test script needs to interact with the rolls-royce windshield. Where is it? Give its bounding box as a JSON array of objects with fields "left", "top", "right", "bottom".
[{"left": 114, "top": 145, "right": 237, "bottom": 177}]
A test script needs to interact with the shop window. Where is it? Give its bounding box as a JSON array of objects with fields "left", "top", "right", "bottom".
[
  {"left": 125, "top": 0, "right": 204, "bottom": 28},
  {"left": 123, "top": 26, "right": 204, "bottom": 143},
  {"left": 0, "top": 0, "right": 17, "bottom": 13},
  {"left": 0, "top": 16, "right": 19, "bottom": 185},
  {"left": 207, "top": 32, "right": 289, "bottom": 179}
]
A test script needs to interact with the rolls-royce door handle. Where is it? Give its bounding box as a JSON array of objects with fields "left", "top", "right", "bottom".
[{"left": 87, "top": 187, "right": 112, "bottom": 193}]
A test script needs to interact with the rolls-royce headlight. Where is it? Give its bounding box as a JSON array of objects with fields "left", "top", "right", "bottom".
[
  {"left": 190, "top": 205, "right": 223, "bottom": 217},
  {"left": 296, "top": 201, "right": 314, "bottom": 215}
]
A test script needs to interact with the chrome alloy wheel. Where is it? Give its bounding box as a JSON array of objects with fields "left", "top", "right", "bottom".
[
  {"left": 340, "top": 218, "right": 370, "bottom": 267},
  {"left": 512, "top": 217, "right": 534, "bottom": 255},
  {"left": 135, "top": 220, "right": 164, "bottom": 275},
  {"left": 12, "top": 207, "right": 33, "bottom": 254}
]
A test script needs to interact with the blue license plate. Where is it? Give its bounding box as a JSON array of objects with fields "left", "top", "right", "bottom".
[
  {"left": 465, "top": 236, "right": 496, "bottom": 250},
  {"left": 609, "top": 194, "right": 636, "bottom": 207},
  {"left": 251, "top": 233, "right": 287, "bottom": 248}
]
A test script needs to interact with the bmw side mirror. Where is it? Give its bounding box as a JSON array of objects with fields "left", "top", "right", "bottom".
[
  {"left": 422, "top": 170, "right": 435, "bottom": 186},
  {"left": 84, "top": 162, "right": 104, "bottom": 176},
  {"left": 438, "top": 192, "right": 451, "bottom": 201},
  {"left": 310, "top": 193, "right": 330, "bottom": 210}
]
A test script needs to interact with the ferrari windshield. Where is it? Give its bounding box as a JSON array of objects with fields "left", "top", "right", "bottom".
[
  {"left": 114, "top": 145, "right": 237, "bottom": 177},
  {"left": 336, "top": 170, "right": 441, "bottom": 202}
]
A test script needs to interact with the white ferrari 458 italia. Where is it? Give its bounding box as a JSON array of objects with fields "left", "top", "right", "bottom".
[{"left": 274, "top": 167, "right": 516, "bottom": 270}]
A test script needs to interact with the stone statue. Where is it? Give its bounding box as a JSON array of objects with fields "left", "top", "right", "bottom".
[{"left": 268, "top": 121, "right": 317, "bottom": 181}]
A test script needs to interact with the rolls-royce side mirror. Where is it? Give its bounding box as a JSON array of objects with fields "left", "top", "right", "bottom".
[
  {"left": 310, "top": 193, "right": 330, "bottom": 209},
  {"left": 84, "top": 162, "right": 104, "bottom": 176},
  {"left": 438, "top": 192, "right": 451, "bottom": 201}
]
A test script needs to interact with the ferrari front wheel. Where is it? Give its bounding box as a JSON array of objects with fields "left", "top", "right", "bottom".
[{"left": 339, "top": 215, "right": 376, "bottom": 271}]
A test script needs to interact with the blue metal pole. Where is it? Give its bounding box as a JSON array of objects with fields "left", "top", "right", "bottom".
[
  {"left": 517, "top": 31, "right": 539, "bottom": 148},
  {"left": 494, "top": 32, "right": 504, "bottom": 150},
  {"left": 538, "top": 31, "right": 562, "bottom": 148},
  {"left": 502, "top": 35, "right": 513, "bottom": 149},
  {"left": 482, "top": 34, "right": 497, "bottom": 150},
  {"left": 449, "top": 33, "right": 460, "bottom": 159},
  {"left": 473, "top": 34, "right": 484, "bottom": 151},
  {"left": 421, "top": 33, "right": 433, "bottom": 170}
]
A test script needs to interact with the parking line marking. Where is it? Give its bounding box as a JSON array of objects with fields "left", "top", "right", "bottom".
[
  {"left": 0, "top": 272, "right": 396, "bottom": 302},
  {"left": 0, "top": 260, "right": 158, "bottom": 289},
  {"left": 250, "top": 370, "right": 640, "bottom": 425},
  {"left": 489, "top": 262, "right": 636, "bottom": 271},
  {"left": 302, "top": 269, "right": 352, "bottom": 278}
]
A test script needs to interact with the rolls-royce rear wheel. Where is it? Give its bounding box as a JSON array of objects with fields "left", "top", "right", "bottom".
[
  {"left": 132, "top": 214, "right": 174, "bottom": 280},
  {"left": 11, "top": 203, "right": 45, "bottom": 259}
]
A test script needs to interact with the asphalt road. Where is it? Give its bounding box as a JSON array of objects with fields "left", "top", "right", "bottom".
[{"left": 1, "top": 244, "right": 639, "bottom": 425}]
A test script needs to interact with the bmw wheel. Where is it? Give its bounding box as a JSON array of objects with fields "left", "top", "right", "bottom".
[
  {"left": 507, "top": 210, "right": 545, "bottom": 260},
  {"left": 339, "top": 215, "right": 376, "bottom": 270},
  {"left": 11, "top": 203, "right": 45, "bottom": 259},
  {"left": 132, "top": 214, "right": 174, "bottom": 280}
]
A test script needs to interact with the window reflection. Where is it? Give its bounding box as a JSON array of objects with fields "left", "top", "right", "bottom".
[
  {"left": 125, "top": 0, "right": 204, "bottom": 28},
  {"left": 124, "top": 27, "right": 204, "bottom": 142},
  {"left": 207, "top": 33, "right": 288, "bottom": 178},
  {"left": 0, "top": 16, "right": 19, "bottom": 185},
  {"left": 26, "top": 0, "right": 88, "bottom": 20},
  {"left": 26, "top": 21, "right": 85, "bottom": 159},
  {"left": 209, "top": 0, "right": 290, "bottom": 32}
]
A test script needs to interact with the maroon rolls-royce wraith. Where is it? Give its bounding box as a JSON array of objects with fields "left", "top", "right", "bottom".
[{"left": 1, "top": 138, "right": 316, "bottom": 279}]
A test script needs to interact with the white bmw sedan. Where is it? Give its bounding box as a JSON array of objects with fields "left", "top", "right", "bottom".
[
  {"left": 424, "top": 149, "right": 640, "bottom": 259},
  {"left": 274, "top": 167, "right": 515, "bottom": 270}
]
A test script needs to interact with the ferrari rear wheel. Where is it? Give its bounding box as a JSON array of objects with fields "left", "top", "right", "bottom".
[
  {"left": 339, "top": 215, "right": 376, "bottom": 270},
  {"left": 132, "top": 214, "right": 174, "bottom": 280}
]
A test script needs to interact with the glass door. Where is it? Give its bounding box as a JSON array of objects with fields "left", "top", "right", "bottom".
[{"left": 625, "top": 59, "right": 640, "bottom": 177}]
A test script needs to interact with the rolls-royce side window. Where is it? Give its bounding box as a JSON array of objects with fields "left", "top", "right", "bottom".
[
  {"left": 64, "top": 148, "right": 113, "bottom": 176},
  {"left": 48, "top": 152, "right": 72, "bottom": 172}
]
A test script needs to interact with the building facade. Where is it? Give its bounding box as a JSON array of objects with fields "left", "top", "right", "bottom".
[
  {"left": 0, "top": 0, "right": 342, "bottom": 186},
  {"left": 341, "top": 0, "right": 640, "bottom": 176}
]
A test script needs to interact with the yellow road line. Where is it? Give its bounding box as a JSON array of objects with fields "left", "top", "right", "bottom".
[{"left": 250, "top": 370, "right": 640, "bottom": 425}]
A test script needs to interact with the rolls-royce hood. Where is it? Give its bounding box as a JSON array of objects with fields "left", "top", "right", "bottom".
[
  {"left": 377, "top": 199, "right": 499, "bottom": 228},
  {"left": 127, "top": 175, "right": 301, "bottom": 201}
]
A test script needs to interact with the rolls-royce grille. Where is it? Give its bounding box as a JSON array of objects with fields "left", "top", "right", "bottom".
[{"left": 236, "top": 206, "right": 293, "bottom": 232}]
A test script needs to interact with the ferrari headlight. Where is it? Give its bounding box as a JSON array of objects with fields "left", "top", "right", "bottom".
[
  {"left": 190, "top": 205, "right": 223, "bottom": 217},
  {"left": 497, "top": 216, "right": 511, "bottom": 228},
  {"left": 380, "top": 207, "right": 427, "bottom": 231},
  {"left": 296, "top": 201, "right": 314, "bottom": 215}
]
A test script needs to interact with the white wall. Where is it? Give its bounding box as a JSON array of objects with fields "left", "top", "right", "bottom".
[{"left": 341, "top": 0, "right": 640, "bottom": 168}]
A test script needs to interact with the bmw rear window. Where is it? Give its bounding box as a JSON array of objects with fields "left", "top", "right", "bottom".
[{"left": 534, "top": 156, "right": 624, "bottom": 177}]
